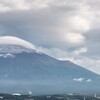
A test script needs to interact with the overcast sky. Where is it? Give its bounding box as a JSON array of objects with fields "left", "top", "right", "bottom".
[{"left": 0, "top": 0, "right": 100, "bottom": 74}]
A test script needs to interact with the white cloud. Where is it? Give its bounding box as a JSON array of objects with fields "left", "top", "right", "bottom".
[
  {"left": 0, "top": 3, "right": 11, "bottom": 12},
  {"left": 73, "top": 78, "right": 92, "bottom": 82},
  {"left": 0, "top": 36, "right": 35, "bottom": 49},
  {"left": 73, "top": 78, "right": 85, "bottom": 82},
  {"left": 30, "top": 0, "right": 50, "bottom": 10},
  {"left": 0, "top": 0, "right": 52, "bottom": 12},
  {"left": 68, "top": 16, "right": 91, "bottom": 32},
  {"left": 72, "top": 58, "right": 100, "bottom": 74},
  {"left": 74, "top": 47, "right": 87, "bottom": 55},
  {"left": 63, "top": 33, "right": 85, "bottom": 45},
  {"left": 0, "top": 0, "right": 32, "bottom": 12},
  {"left": 38, "top": 47, "right": 100, "bottom": 74}
]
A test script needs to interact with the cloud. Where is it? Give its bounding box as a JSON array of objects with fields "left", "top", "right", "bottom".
[
  {"left": 73, "top": 58, "right": 100, "bottom": 74},
  {"left": 0, "top": 0, "right": 52, "bottom": 12},
  {"left": 66, "top": 12, "right": 92, "bottom": 33},
  {"left": 0, "top": 0, "right": 100, "bottom": 73},
  {"left": 73, "top": 78, "right": 85, "bottom": 82},
  {"left": 0, "top": 0, "right": 32, "bottom": 12},
  {"left": 0, "top": 36, "right": 35, "bottom": 49},
  {"left": 38, "top": 47, "right": 100, "bottom": 74},
  {"left": 74, "top": 47, "right": 87, "bottom": 55},
  {"left": 73, "top": 78, "right": 92, "bottom": 82},
  {"left": 0, "top": 3, "right": 11, "bottom": 12},
  {"left": 63, "top": 33, "right": 85, "bottom": 45}
]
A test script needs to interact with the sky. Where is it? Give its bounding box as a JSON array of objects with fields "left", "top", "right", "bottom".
[{"left": 0, "top": 0, "right": 100, "bottom": 74}]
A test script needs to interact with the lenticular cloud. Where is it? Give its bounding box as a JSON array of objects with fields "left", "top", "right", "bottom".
[{"left": 0, "top": 36, "right": 35, "bottom": 49}]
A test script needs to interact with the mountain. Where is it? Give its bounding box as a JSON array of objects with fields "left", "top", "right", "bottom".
[{"left": 0, "top": 36, "right": 100, "bottom": 95}]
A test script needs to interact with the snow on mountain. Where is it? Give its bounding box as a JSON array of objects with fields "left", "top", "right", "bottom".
[
  {"left": 0, "top": 53, "right": 15, "bottom": 58},
  {"left": 86, "top": 79, "right": 92, "bottom": 82},
  {"left": 0, "top": 45, "right": 34, "bottom": 53}
]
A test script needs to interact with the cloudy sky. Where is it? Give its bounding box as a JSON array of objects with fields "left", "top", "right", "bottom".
[{"left": 0, "top": 0, "right": 100, "bottom": 74}]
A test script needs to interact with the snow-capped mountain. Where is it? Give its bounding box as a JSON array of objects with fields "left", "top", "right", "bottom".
[{"left": 0, "top": 36, "right": 100, "bottom": 95}]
